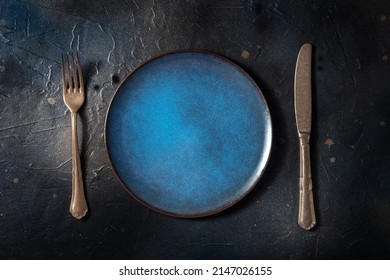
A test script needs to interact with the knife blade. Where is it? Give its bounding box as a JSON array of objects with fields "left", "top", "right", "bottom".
[{"left": 294, "top": 43, "right": 316, "bottom": 230}]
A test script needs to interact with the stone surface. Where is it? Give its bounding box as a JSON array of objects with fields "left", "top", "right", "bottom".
[{"left": 0, "top": 0, "right": 389, "bottom": 259}]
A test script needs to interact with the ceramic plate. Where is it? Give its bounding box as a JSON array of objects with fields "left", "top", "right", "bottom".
[{"left": 105, "top": 51, "right": 272, "bottom": 217}]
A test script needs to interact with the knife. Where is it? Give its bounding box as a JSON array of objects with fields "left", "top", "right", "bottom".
[{"left": 294, "top": 43, "right": 316, "bottom": 230}]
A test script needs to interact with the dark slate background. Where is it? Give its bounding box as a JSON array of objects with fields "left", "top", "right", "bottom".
[{"left": 0, "top": 0, "right": 389, "bottom": 259}]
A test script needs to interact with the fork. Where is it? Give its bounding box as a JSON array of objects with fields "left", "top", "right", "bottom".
[{"left": 61, "top": 52, "right": 88, "bottom": 219}]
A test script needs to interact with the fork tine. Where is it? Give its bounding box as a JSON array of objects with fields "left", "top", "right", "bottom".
[
  {"left": 66, "top": 53, "right": 73, "bottom": 91},
  {"left": 76, "top": 52, "right": 84, "bottom": 90},
  {"left": 61, "top": 54, "right": 67, "bottom": 93},
  {"left": 71, "top": 53, "right": 79, "bottom": 90}
]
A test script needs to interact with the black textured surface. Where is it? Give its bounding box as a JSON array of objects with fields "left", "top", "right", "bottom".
[{"left": 0, "top": 0, "right": 389, "bottom": 259}]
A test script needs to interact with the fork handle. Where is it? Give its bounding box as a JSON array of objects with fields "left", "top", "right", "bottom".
[
  {"left": 70, "top": 112, "right": 88, "bottom": 219},
  {"left": 298, "top": 133, "right": 316, "bottom": 230}
]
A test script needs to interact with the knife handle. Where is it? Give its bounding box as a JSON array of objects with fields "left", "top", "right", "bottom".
[{"left": 298, "top": 133, "right": 316, "bottom": 230}]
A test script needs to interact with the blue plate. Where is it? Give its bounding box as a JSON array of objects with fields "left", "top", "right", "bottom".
[{"left": 105, "top": 51, "right": 272, "bottom": 217}]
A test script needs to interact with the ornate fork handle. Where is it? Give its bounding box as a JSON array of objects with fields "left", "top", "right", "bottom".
[{"left": 69, "top": 112, "right": 88, "bottom": 219}]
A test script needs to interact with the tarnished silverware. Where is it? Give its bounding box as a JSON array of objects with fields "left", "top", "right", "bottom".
[
  {"left": 294, "top": 43, "right": 316, "bottom": 230},
  {"left": 61, "top": 52, "right": 88, "bottom": 219}
]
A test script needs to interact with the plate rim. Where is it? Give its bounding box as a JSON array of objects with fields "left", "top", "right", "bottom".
[{"left": 104, "top": 50, "right": 273, "bottom": 218}]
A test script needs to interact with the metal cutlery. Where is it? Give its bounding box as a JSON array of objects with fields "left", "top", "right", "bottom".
[
  {"left": 294, "top": 43, "right": 316, "bottom": 230},
  {"left": 61, "top": 52, "right": 88, "bottom": 219}
]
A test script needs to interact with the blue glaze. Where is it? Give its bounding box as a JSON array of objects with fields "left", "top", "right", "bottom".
[{"left": 106, "top": 51, "right": 272, "bottom": 217}]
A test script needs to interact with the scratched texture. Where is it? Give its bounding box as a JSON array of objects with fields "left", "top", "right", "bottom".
[{"left": 0, "top": 0, "right": 389, "bottom": 259}]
